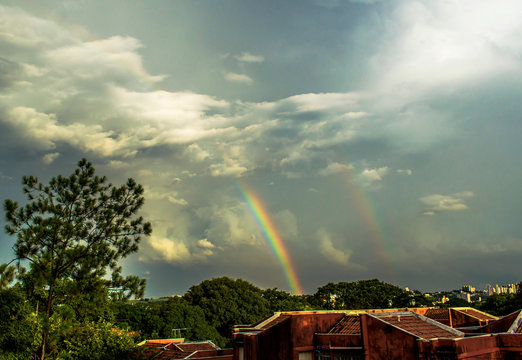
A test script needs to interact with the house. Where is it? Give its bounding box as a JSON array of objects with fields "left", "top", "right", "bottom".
[{"left": 232, "top": 307, "right": 522, "bottom": 360}]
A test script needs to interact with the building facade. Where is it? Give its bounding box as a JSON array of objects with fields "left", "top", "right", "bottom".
[{"left": 233, "top": 308, "right": 522, "bottom": 360}]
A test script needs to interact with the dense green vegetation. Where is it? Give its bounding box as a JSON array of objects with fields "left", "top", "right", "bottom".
[
  {"left": 109, "top": 277, "right": 420, "bottom": 347},
  {"left": 474, "top": 293, "right": 522, "bottom": 316},
  {"left": 1, "top": 159, "right": 150, "bottom": 360}
]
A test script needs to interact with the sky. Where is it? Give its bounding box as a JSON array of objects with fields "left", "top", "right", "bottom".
[{"left": 0, "top": 0, "right": 521, "bottom": 297}]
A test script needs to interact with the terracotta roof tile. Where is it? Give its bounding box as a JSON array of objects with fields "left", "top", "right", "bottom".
[
  {"left": 143, "top": 340, "right": 219, "bottom": 360},
  {"left": 378, "top": 315, "right": 461, "bottom": 340},
  {"left": 457, "top": 308, "right": 497, "bottom": 321},
  {"left": 424, "top": 309, "right": 450, "bottom": 321},
  {"left": 176, "top": 342, "right": 218, "bottom": 352},
  {"left": 329, "top": 315, "right": 361, "bottom": 334}
]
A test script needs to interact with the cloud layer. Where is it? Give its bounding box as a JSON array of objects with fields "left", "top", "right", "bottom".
[{"left": 0, "top": 1, "right": 521, "bottom": 295}]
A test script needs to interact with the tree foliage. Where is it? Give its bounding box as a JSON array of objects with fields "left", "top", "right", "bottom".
[
  {"left": 475, "top": 292, "right": 522, "bottom": 316},
  {"left": 2, "top": 159, "right": 151, "bottom": 359},
  {"left": 0, "top": 287, "right": 39, "bottom": 359},
  {"left": 54, "top": 320, "right": 139, "bottom": 360},
  {"left": 311, "top": 279, "right": 411, "bottom": 310},
  {"left": 183, "top": 277, "right": 271, "bottom": 343},
  {"left": 114, "top": 297, "right": 224, "bottom": 345},
  {"left": 262, "top": 288, "right": 312, "bottom": 312}
]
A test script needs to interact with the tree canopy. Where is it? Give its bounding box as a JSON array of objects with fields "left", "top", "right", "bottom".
[
  {"left": 183, "top": 277, "right": 272, "bottom": 344},
  {"left": 2, "top": 159, "right": 151, "bottom": 360},
  {"left": 311, "top": 279, "right": 411, "bottom": 310}
]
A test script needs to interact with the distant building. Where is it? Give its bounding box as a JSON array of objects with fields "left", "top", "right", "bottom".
[
  {"left": 456, "top": 292, "right": 471, "bottom": 302},
  {"left": 232, "top": 307, "right": 522, "bottom": 360},
  {"left": 487, "top": 282, "right": 520, "bottom": 296},
  {"left": 461, "top": 285, "right": 475, "bottom": 293}
]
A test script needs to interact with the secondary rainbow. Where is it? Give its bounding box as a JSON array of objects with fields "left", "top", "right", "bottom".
[
  {"left": 238, "top": 184, "right": 304, "bottom": 295},
  {"left": 342, "top": 164, "right": 396, "bottom": 283}
]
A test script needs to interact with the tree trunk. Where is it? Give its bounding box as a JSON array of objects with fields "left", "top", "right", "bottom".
[{"left": 39, "top": 282, "right": 54, "bottom": 360}]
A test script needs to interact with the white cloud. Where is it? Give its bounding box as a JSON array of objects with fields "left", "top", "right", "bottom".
[
  {"left": 342, "top": 111, "right": 368, "bottom": 119},
  {"left": 185, "top": 144, "right": 211, "bottom": 162},
  {"left": 204, "top": 203, "right": 263, "bottom": 247},
  {"left": 111, "top": 86, "right": 229, "bottom": 126},
  {"left": 286, "top": 92, "right": 361, "bottom": 112},
  {"left": 0, "top": 5, "right": 75, "bottom": 50},
  {"left": 318, "top": 162, "right": 353, "bottom": 176},
  {"left": 45, "top": 36, "right": 164, "bottom": 84},
  {"left": 146, "top": 235, "right": 190, "bottom": 263},
  {"left": 197, "top": 239, "right": 215, "bottom": 249},
  {"left": 210, "top": 159, "right": 248, "bottom": 177},
  {"left": 42, "top": 152, "right": 60, "bottom": 164},
  {"left": 235, "top": 52, "right": 264, "bottom": 63},
  {"left": 144, "top": 187, "right": 188, "bottom": 206},
  {"left": 356, "top": 167, "right": 389, "bottom": 189},
  {"left": 196, "top": 239, "right": 216, "bottom": 257},
  {"left": 224, "top": 72, "right": 253, "bottom": 84},
  {"left": 166, "top": 195, "right": 188, "bottom": 206},
  {"left": 372, "top": 0, "right": 522, "bottom": 93},
  {"left": 420, "top": 191, "right": 474, "bottom": 213},
  {"left": 5, "top": 107, "right": 134, "bottom": 156},
  {"left": 317, "top": 228, "right": 350, "bottom": 266},
  {"left": 397, "top": 169, "right": 413, "bottom": 175}
]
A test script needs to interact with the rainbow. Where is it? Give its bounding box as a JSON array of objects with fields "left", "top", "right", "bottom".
[
  {"left": 238, "top": 184, "right": 303, "bottom": 295},
  {"left": 342, "top": 164, "right": 396, "bottom": 283}
]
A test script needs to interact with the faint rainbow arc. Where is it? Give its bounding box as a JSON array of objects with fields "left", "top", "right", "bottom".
[
  {"left": 343, "top": 165, "right": 396, "bottom": 282},
  {"left": 238, "top": 184, "right": 303, "bottom": 295}
]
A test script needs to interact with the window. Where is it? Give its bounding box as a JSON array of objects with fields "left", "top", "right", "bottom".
[
  {"left": 299, "top": 351, "right": 313, "bottom": 360},
  {"left": 315, "top": 349, "right": 364, "bottom": 360},
  {"left": 315, "top": 351, "right": 330, "bottom": 360},
  {"left": 333, "top": 350, "right": 364, "bottom": 360}
]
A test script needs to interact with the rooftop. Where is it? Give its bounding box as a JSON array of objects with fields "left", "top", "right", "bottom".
[
  {"left": 453, "top": 307, "right": 498, "bottom": 321},
  {"left": 372, "top": 313, "right": 464, "bottom": 340},
  {"left": 329, "top": 315, "right": 361, "bottom": 335},
  {"left": 424, "top": 308, "right": 450, "bottom": 322},
  {"left": 142, "top": 340, "right": 219, "bottom": 360}
]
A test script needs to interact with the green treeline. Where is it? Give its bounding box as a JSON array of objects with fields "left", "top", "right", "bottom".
[
  {"left": 112, "top": 277, "right": 422, "bottom": 348},
  {"left": 0, "top": 276, "right": 425, "bottom": 358}
]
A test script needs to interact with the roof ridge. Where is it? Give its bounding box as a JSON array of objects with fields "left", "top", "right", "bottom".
[
  {"left": 411, "top": 311, "right": 465, "bottom": 337},
  {"left": 453, "top": 307, "right": 498, "bottom": 320},
  {"left": 255, "top": 312, "right": 282, "bottom": 329},
  {"left": 507, "top": 310, "right": 522, "bottom": 334},
  {"left": 368, "top": 311, "right": 464, "bottom": 340}
]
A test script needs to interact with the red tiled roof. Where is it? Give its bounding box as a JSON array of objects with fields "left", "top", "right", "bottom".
[
  {"left": 456, "top": 308, "right": 497, "bottom": 321},
  {"left": 329, "top": 315, "right": 361, "bottom": 334},
  {"left": 424, "top": 309, "right": 450, "bottom": 321},
  {"left": 143, "top": 340, "right": 219, "bottom": 360},
  {"left": 176, "top": 342, "right": 218, "bottom": 352},
  {"left": 377, "top": 315, "right": 461, "bottom": 340}
]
